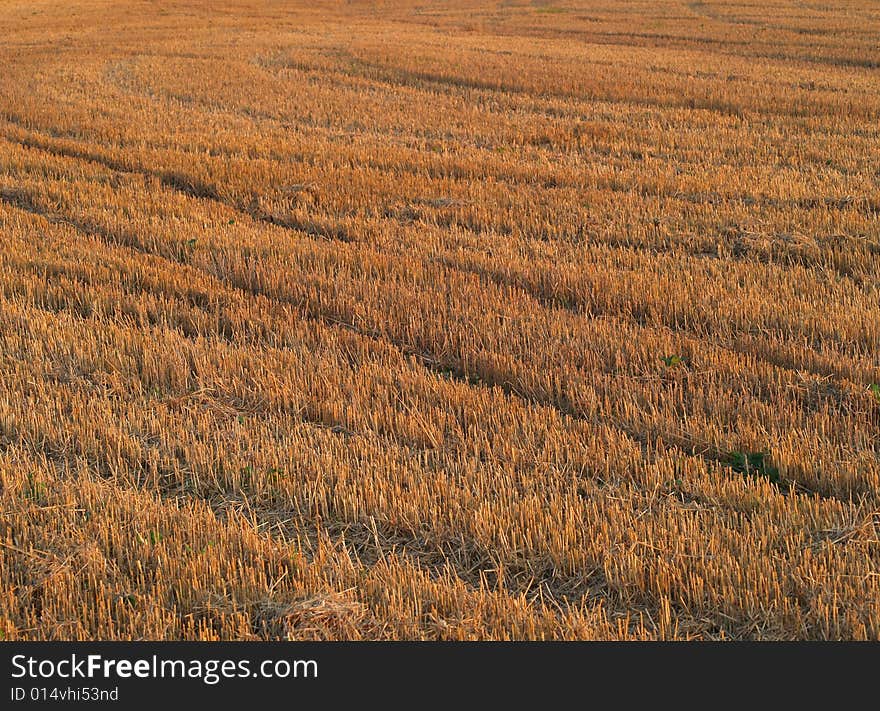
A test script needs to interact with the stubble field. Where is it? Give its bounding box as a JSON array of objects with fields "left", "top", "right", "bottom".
[{"left": 1, "top": 0, "right": 878, "bottom": 640}]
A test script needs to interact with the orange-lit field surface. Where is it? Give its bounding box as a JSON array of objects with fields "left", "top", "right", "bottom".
[{"left": 1, "top": 0, "right": 878, "bottom": 639}]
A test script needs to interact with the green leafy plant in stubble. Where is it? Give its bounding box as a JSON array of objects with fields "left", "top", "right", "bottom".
[
  {"left": 869, "top": 383, "right": 880, "bottom": 405},
  {"left": 725, "top": 451, "right": 780, "bottom": 484},
  {"left": 23, "top": 473, "right": 46, "bottom": 504},
  {"left": 660, "top": 355, "right": 689, "bottom": 368}
]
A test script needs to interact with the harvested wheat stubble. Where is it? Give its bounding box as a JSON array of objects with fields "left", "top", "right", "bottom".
[{"left": 0, "top": 0, "right": 878, "bottom": 640}]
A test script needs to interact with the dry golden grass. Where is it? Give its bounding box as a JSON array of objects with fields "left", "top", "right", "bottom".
[{"left": 0, "top": 0, "right": 878, "bottom": 640}]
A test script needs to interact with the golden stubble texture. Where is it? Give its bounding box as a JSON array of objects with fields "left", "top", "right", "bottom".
[{"left": 0, "top": 0, "right": 878, "bottom": 640}]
